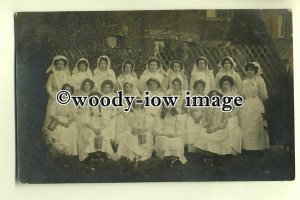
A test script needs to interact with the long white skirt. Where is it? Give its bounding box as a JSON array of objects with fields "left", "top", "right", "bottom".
[
  {"left": 118, "top": 130, "right": 154, "bottom": 161},
  {"left": 194, "top": 127, "right": 231, "bottom": 155},
  {"left": 240, "top": 97, "right": 270, "bottom": 150},
  {"left": 228, "top": 115, "right": 243, "bottom": 153},
  {"left": 76, "top": 114, "right": 117, "bottom": 161},
  {"left": 45, "top": 116, "right": 78, "bottom": 156},
  {"left": 155, "top": 135, "right": 187, "bottom": 164}
]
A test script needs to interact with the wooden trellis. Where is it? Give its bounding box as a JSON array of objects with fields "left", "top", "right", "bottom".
[{"left": 48, "top": 44, "right": 282, "bottom": 87}]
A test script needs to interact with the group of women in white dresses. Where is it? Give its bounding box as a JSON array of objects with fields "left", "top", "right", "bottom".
[{"left": 43, "top": 54, "right": 270, "bottom": 167}]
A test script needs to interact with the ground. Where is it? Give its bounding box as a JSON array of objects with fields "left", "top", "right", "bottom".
[{"left": 19, "top": 145, "right": 294, "bottom": 183}]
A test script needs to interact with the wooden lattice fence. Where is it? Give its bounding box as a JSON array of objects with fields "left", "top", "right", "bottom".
[{"left": 48, "top": 45, "right": 282, "bottom": 87}]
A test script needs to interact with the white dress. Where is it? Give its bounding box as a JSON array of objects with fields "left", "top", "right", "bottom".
[
  {"left": 216, "top": 56, "right": 242, "bottom": 94},
  {"left": 154, "top": 114, "right": 187, "bottom": 164},
  {"left": 215, "top": 69, "right": 242, "bottom": 94},
  {"left": 187, "top": 104, "right": 206, "bottom": 145},
  {"left": 72, "top": 58, "right": 94, "bottom": 92},
  {"left": 222, "top": 90, "right": 243, "bottom": 154},
  {"left": 144, "top": 89, "right": 165, "bottom": 118},
  {"left": 93, "top": 56, "right": 116, "bottom": 92},
  {"left": 139, "top": 68, "right": 167, "bottom": 93},
  {"left": 240, "top": 75, "right": 269, "bottom": 150},
  {"left": 189, "top": 58, "right": 216, "bottom": 95},
  {"left": 44, "top": 103, "right": 78, "bottom": 156},
  {"left": 117, "top": 110, "right": 155, "bottom": 161},
  {"left": 76, "top": 106, "right": 116, "bottom": 161},
  {"left": 194, "top": 107, "right": 232, "bottom": 155},
  {"left": 165, "top": 68, "right": 188, "bottom": 90},
  {"left": 116, "top": 74, "right": 141, "bottom": 97},
  {"left": 44, "top": 66, "right": 73, "bottom": 132}
]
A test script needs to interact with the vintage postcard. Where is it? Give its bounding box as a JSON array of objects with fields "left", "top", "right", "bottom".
[{"left": 15, "top": 9, "right": 294, "bottom": 183}]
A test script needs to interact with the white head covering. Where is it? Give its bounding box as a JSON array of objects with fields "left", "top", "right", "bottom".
[
  {"left": 121, "top": 78, "right": 141, "bottom": 96},
  {"left": 166, "top": 60, "right": 187, "bottom": 78},
  {"left": 94, "top": 55, "right": 113, "bottom": 75},
  {"left": 72, "top": 58, "right": 93, "bottom": 76},
  {"left": 218, "top": 56, "right": 237, "bottom": 69},
  {"left": 191, "top": 57, "right": 210, "bottom": 75},
  {"left": 245, "top": 61, "right": 263, "bottom": 76},
  {"left": 120, "top": 59, "right": 138, "bottom": 77},
  {"left": 144, "top": 57, "right": 166, "bottom": 75},
  {"left": 46, "top": 55, "right": 70, "bottom": 74},
  {"left": 46, "top": 55, "right": 73, "bottom": 89}
]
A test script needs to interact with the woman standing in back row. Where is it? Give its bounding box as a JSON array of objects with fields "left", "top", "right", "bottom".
[
  {"left": 189, "top": 57, "right": 216, "bottom": 95},
  {"left": 240, "top": 62, "right": 269, "bottom": 152},
  {"left": 215, "top": 57, "right": 242, "bottom": 94},
  {"left": 43, "top": 55, "right": 73, "bottom": 132},
  {"left": 93, "top": 55, "right": 116, "bottom": 92}
]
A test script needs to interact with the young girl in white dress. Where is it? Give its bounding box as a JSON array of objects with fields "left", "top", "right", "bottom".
[
  {"left": 165, "top": 60, "right": 188, "bottom": 90},
  {"left": 240, "top": 62, "right": 269, "bottom": 152},
  {"left": 45, "top": 84, "right": 78, "bottom": 156},
  {"left": 78, "top": 78, "right": 95, "bottom": 96},
  {"left": 76, "top": 91, "right": 117, "bottom": 163},
  {"left": 123, "top": 80, "right": 141, "bottom": 97},
  {"left": 219, "top": 75, "right": 243, "bottom": 155},
  {"left": 215, "top": 57, "right": 242, "bottom": 94},
  {"left": 76, "top": 78, "right": 96, "bottom": 127},
  {"left": 44, "top": 55, "right": 73, "bottom": 132},
  {"left": 115, "top": 59, "right": 140, "bottom": 95},
  {"left": 189, "top": 57, "right": 216, "bottom": 94},
  {"left": 93, "top": 55, "right": 116, "bottom": 92},
  {"left": 99, "top": 79, "right": 119, "bottom": 159},
  {"left": 72, "top": 58, "right": 93, "bottom": 94},
  {"left": 139, "top": 57, "right": 167, "bottom": 93},
  {"left": 193, "top": 90, "right": 231, "bottom": 167},
  {"left": 117, "top": 99, "right": 155, "bottom": 165},
  {"left": 166, "top": 78, "right": 195, "bottom": 148},
  {"left": 154, "top": 106, "right": 188, "bottom": 167},
  {"left": 144, "top": 78, "right": 166, "bottom": 119},
  {"left": 187, "top": 80, "right": 207, "bottom": 153}
]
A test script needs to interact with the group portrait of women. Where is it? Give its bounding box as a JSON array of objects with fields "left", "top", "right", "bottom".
[{"left": 43, "top": 54, "right": 269, "bottom": 168}]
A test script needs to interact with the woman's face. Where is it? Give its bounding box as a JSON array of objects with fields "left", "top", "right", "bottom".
[
  {"left": 99, "top": 60, "right": 108, "bottom": 71},
  {"left": 221, "top": 80, "right": 231, "bottom": 92},
  {"left": 78, "top": 63, "right": 87, "bottom": 72},
  {"left": 124, "top": 83, "right": 133, "bottom": 94},
  {"left": 83, "top": 81, "right": 92, "bottom": 92},
  {"left": 223, "top": 59, "right": 233, "bottom": 70},
  {"left": 195, "top": 83, "right": 204, "bottom": 94},
  {"left": 246, "top": 67, "right": 256, "bottom": 79},
  {"left": 124, "top": 63, "right": 132, "bottom": 74},
  {"left": 148, "top": 61, "right": 158, "bottom": 73},
  {"left": 172, "top": 81, "right": 181, "bottom": 91},
  {"left": 197, "top": 60, "right": 207, "bottom": 71},
  {"left": 148, "top": 81, "right": 159, "bottom": 91},
  {"left": 172, "top": 63, "right": 181, "bottom": 73},
  {"left": 55, "top": 60, "right": 65, "bottom": 71},
  {"left": 102, "top": 84, "right": 112, "bottom": 94}
]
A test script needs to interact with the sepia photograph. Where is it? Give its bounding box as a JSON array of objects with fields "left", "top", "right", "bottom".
[{"left": 15, "top": 9, "right": 294, "bottom": 183}]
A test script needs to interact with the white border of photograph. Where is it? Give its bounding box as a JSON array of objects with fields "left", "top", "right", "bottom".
[{"left": 0, "top": 0, "right": 298, "bottom": 200}]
